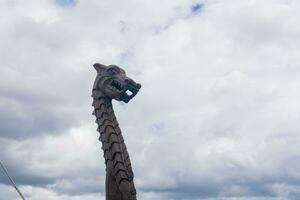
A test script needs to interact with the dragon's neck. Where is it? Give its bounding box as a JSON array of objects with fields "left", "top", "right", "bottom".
[
  {"left": 92, "top": 95, "right": 117, "bottom": 137},
  {"left": 92, "top": 93, "right": 134, "bottom": 183}
]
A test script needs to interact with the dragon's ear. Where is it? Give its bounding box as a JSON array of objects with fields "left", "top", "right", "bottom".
[{"left": 93, "top": 63, "right": 107, "bottom": 73}]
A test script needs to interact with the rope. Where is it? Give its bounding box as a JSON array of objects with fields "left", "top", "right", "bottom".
[{"left": 0, "top": 160, "right": 25, "bottom": 200}]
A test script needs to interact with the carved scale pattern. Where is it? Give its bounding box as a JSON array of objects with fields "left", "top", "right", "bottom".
[{"left": 92, "top": 96, "right": 136, "bottom": 199}]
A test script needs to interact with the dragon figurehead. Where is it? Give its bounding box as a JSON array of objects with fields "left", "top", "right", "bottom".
[{"left": 91, "top": 63, "right": 141, "bottom": 200}]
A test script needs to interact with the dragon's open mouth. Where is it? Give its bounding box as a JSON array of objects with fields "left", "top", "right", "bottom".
[
  {"left": 111, "top": 80, "right": 124, "bottom": 91},
  {"left": 109, "top": 78, "right": 141, "bottom": 103}
]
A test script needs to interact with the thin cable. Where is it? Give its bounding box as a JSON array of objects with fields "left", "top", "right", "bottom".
[{"left": 0, "top": 160, "right": 25, "bottom": 200}]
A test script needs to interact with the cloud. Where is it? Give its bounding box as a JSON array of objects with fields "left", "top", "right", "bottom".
[
  {"left": 1, "top": 0, "right": 300, "bottom": 200},
  {"left": 0, "top": 126, "right": 105, "bottom": 193}
]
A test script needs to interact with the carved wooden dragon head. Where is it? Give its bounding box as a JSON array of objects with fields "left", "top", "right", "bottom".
[{"left": 92, "top": 63, "right": 141, "bottom": 103}]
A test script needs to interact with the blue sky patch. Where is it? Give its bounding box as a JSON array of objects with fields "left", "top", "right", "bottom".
[
  {"left": 191, "top": 3, "right": 204, "bottom": 13},
  {"left": 56, "top": 0, "right": 76, "bottom": 7}
]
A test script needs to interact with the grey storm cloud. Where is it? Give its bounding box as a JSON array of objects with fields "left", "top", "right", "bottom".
[
  {"left": 0, "top": 102, "right": 76, "bottom": 139},
  {"left": 1, "top": 0, "right": 300, "bottom": 200}
]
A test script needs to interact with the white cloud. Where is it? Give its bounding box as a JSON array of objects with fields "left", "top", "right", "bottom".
[{"left": 1, "top": 0, "right": 300, "bottom": 199}]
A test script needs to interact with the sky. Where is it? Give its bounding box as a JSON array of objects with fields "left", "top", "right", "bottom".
[{"left": 0, "top": 0, "right": 300, "bottom": 199}]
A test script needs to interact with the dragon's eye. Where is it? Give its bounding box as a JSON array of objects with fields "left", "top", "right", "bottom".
[{"left": 107, "top": 67, "right": 119, "bottom": 75}]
